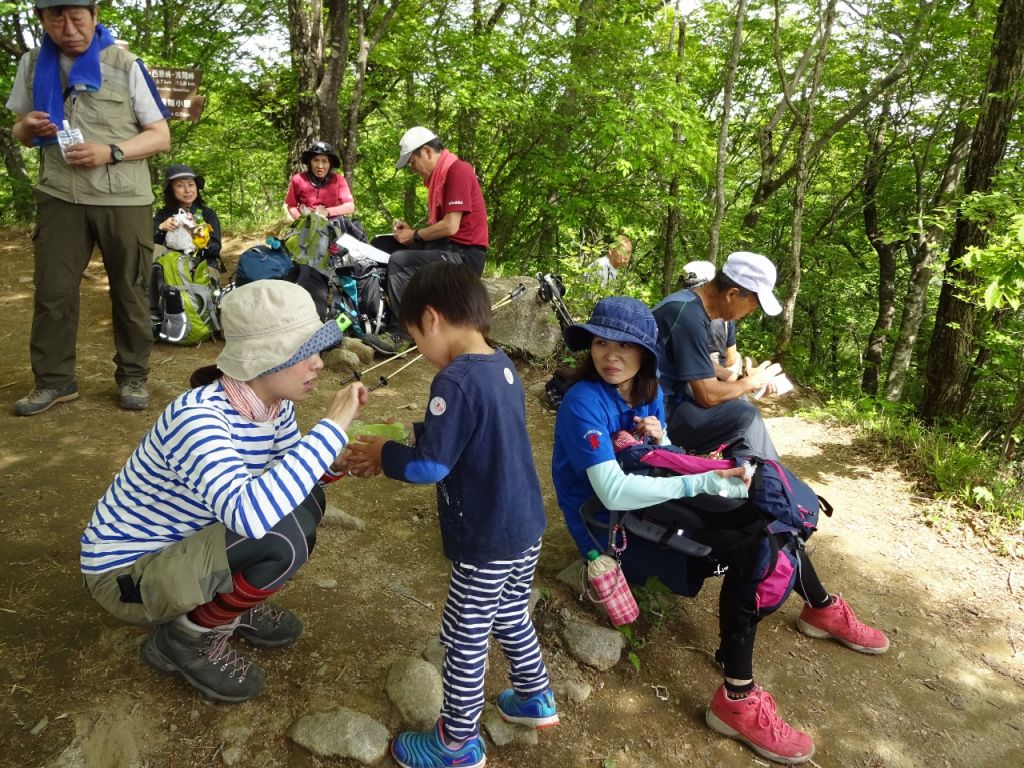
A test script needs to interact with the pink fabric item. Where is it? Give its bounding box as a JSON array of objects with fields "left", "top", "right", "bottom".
[
  {"left": 610, "top": 429, "right": 732, "bottom": 474},
  {"left": 588, "top": 560, "right": 639, "bottom": 626},
  {"left": 755, "top": 550, "right": 795, "bottom": 613},
  {"left": 221, "top": 375, "right": 282, "bottom": 423},
  {"left": 426, "top": 149, "right": 457, "bottom": 225},
  {"left": 639, "top": 450, "right": 733, "bottom": 475}
]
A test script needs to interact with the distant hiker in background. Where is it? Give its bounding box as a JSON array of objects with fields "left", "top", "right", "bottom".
[
  {"left": 586, "top": 234, "right": 633, "bottom": 288},
  {"left": 80, "top": 281, "right": 368, "bottom": 703},
  {"left": 154, "top": 164, "right": 222, "bottom": 277},
  {"left": 363, "top": 126, "right": 490, "bottom": 355},
  {"left": 7, "top": 0, "right": 171, "bottom": 415}
]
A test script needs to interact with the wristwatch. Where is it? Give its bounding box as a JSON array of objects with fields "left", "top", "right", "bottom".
[
  {"left": 109, "top": 144, "right": 125, "bottom": 164},
  {"left": 413, "top": 229, "right": 425, "bottom": 244}
]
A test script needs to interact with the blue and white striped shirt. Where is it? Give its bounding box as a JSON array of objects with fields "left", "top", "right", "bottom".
[{"left": 80, "top": 381, "right": 347, "bottom": 575}]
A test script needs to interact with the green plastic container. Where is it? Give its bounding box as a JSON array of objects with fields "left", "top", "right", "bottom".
[{"left": 347, "top": 420, "right": 407, "bottom": 443}]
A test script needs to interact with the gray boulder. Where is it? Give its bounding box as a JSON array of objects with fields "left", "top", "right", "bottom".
[
  {"left": 485, "top": 277, "right": 563, "bottom": 360},
  {"left": 288, "top": 708, "right": 389, "bottom": 765},
  {"left": 386, "top": 657, "right": 444, "bottom": 731},
  {"left": 561, "top": 617, "right": 625, "bottom": 671}
]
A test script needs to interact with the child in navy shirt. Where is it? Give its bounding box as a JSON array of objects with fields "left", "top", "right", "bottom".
[{"left": 348, "top": 262, "right": 558, "bottom": 768}]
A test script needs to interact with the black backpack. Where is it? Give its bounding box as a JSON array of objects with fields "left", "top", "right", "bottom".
[{"left": 335, "top": 257, "right": 387, "bottom": 336}]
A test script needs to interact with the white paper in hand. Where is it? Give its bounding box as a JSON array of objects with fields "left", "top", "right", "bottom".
[{"left": 338, "top": 234, "right": 391, "bottom": 264}]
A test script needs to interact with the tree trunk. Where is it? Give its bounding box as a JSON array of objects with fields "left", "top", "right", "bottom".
[
  {"left": 921, "top": 0, "right": 1024, "bottom": 422},
  {"left": 885, "top": 112, "right": 971, "bottom": 401},
  {"left": 708, "top": 0, "right": 746, "bottom": 264},
  {"left": 774, "top": 0, "right": 836, "bottom": 360},
  {"left": 741, "top": 3, "right": 929, "bottom": 237},
  {"left": 0, "top": 123, "right": 34, "bottom": 221},
  {"left": 286, "top": 0, "right": 326, "bottom": 172},
  {"left": 860, "top": 114, "right": 900, "bottom": 395},
  {"left": 661, "top": 10, "right": 686, "bottom": 295}
]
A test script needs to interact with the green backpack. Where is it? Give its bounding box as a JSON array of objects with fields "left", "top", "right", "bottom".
[
  {"left": 281, "top": 211, "right": 343, "bottom": 276},
  {"left": 149, "top": 250, "right": 221, "bottom": 345}
]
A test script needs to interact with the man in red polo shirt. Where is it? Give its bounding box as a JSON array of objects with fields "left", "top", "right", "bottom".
[{"left": 365, "top": 126, "right": 489, "bottom": 354}]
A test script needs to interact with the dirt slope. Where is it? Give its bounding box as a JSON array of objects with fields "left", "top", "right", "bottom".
[{"left": 0, "top": 231, "right": 1021, "bottom": 768}]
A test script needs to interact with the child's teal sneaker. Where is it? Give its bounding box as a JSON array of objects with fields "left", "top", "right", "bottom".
[
  {"left": 496, "top": 687, "right": 560, "bottom": 729},
  {"left": 390, "top": 720, "right": 486, "bottom": 768}
]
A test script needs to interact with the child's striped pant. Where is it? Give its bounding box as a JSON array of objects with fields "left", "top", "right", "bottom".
[{"left": 440, "top": 539, "right": 549, "bottom": 741}]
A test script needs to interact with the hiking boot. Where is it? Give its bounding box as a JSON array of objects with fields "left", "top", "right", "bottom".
[
  {"left": 119, "top": 380, "right": 150, "bottom": 411},
  {"left": 391, "top": 720, "right": 486, "bottom": 768},
  {"left": 13, "top": 383, "right": 79, "bottom": 416},
  {"left": 706, "top": 684, "right": 814, "bottom": 764},
  {"left": 363, "top": 329, "right": 411, "bottom": 356},
  {"left": 140, "top": 621, "right": 265, "bottom": 703},
  {"left": 797, "top": 594, "right": 890, "bottom": 654},
  {"left": 235, "top": 602, "right": 303, "bottom": 648},
  {"left": 496, "top": 687, "right": 560, "bottom": 729}
]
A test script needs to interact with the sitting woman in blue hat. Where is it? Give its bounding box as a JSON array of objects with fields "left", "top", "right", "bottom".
[
  {"left": 551, "top": 296, "right": 889, "bottom": 766},
  {"left": 154, "top": 163, "right": 222, "bottom": 271},
  {"left": 80, "top": 280, "right": 367, "bottom": 704}
]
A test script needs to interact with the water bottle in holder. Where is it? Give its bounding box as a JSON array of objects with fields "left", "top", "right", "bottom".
[{"left": 585, "top": 535, "right": 639, "bottom": 627}]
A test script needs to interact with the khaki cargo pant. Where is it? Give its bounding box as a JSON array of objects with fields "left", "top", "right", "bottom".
[{"left": 31, "top": 191, "right": 154, "bottom": 388}]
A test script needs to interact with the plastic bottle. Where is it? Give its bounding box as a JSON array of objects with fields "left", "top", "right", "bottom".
[{"left": 586, "top": 549, "right": 639, "bottom": 626}]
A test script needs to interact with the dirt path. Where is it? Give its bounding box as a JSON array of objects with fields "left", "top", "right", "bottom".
[{"left": 1, "top": 231, "right": 1022, "bottom": 768}]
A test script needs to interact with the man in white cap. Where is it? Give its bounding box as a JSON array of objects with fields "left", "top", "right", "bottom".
[
  {"left": 653, "top": 251, "right": 783, "bottom": 460},
  {"left": 364, "top": 126, "right": 489, "bottom": 354},
  {"left": 7, "top": 0, "right": 171, "bottom": 415}
]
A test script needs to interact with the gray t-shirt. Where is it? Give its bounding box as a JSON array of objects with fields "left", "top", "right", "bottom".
[{"left": 7, "top": 50, "right": 166, "bottom": 127}]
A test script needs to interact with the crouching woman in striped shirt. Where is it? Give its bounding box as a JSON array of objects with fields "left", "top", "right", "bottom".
[{"left": 80, "top": 280, "right": 368, "bottom": 703}]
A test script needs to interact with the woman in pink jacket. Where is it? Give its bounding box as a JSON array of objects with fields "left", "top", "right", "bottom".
[{"left": 284, "top": 140, "right": 355, "bottom": 221}]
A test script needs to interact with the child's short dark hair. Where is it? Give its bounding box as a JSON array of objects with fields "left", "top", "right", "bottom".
[{"left": 399, "top": 262, "right": 491, "bottom": 335}]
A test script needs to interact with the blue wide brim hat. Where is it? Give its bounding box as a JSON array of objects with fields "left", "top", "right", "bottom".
[{"left": 564, "top": 296, "right": 659, "bottom": 359}]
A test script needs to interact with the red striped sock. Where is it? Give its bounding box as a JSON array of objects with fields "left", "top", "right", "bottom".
[{"left": 188, "top": 573, "right": 279, "bottom": 629}]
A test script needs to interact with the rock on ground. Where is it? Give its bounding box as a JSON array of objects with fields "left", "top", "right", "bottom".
[
  {"left": 481, "top": 704, "right": 539, "bottom": 747},
  {"left": 287, "top": 708, "right": 389, "bottom": 765},
  {"left": 560, "top": 617, "right": 624, "bottom": 671},
  {"left": 485, "top": 277, "right": 562, "bottom": 360},
  {"left": 385, "top": 657, "right": 444, "bottom": 731}
]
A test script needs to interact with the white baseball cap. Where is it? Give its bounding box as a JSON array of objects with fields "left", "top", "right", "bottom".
[
  {"left": 721, "top": 251, "right": 782, "bottom": 316},
  {"left": 395, "top": 126, "right": 438, "bottom": 169}
]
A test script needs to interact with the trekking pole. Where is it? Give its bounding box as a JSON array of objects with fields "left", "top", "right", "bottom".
[
  {"left": 341, "top": 282, "right": 527, "bottom": 385},
  {"left": 366, "top": 354, "right": 425, "bottom": 391}
]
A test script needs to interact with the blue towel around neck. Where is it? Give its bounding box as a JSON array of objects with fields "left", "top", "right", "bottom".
[{"left": 31, "top": 23, "right": 116, "bottom": 147}]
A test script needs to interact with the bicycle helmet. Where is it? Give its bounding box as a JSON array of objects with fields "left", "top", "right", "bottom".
[{"left": 301, "top": 140, "right": 341, "bottom": 170}]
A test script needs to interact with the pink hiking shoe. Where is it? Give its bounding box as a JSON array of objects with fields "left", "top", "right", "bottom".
[
  {"left": 798, "top": 594, "right": 890, "bottom": 654},
  {"left": 706, "top": 684, "right": 815, "bottom": 764}
]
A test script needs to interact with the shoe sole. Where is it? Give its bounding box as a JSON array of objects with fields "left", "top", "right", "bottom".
[
  {"left": 706, "top": 708, "right": 815, "bottom": 765},
  {"left": 13, "top": 391, "right": 78, "bottom": 416},
  {"left": 120, "top": 400, "right": 149, "bottom": 411},
  {"left": 389, "top": 740, "right": 486, "bottom": 768},
  {"left": 496, "top": 709, "right": 560, "bottom": 729},
  {"left": 235, "top": 627, "right": 302, "bottom": 649},
  {"left": 139, "top": 635, "right": 262, "bottom": 703},
  {"left": 797, "top": 617, "right": 890, "bottom": 654}
]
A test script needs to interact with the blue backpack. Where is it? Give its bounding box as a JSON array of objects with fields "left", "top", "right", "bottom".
[
  {"left": 234, "top": 244, "right": 295, "bottom": 286},
  {"left": 743, "top": 458, "right": 833, "bottom": 615}
]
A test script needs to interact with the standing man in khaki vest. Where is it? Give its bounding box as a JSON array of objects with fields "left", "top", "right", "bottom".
[{"left": 7, "top": 0, "right": 170, "bottom": 415}]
